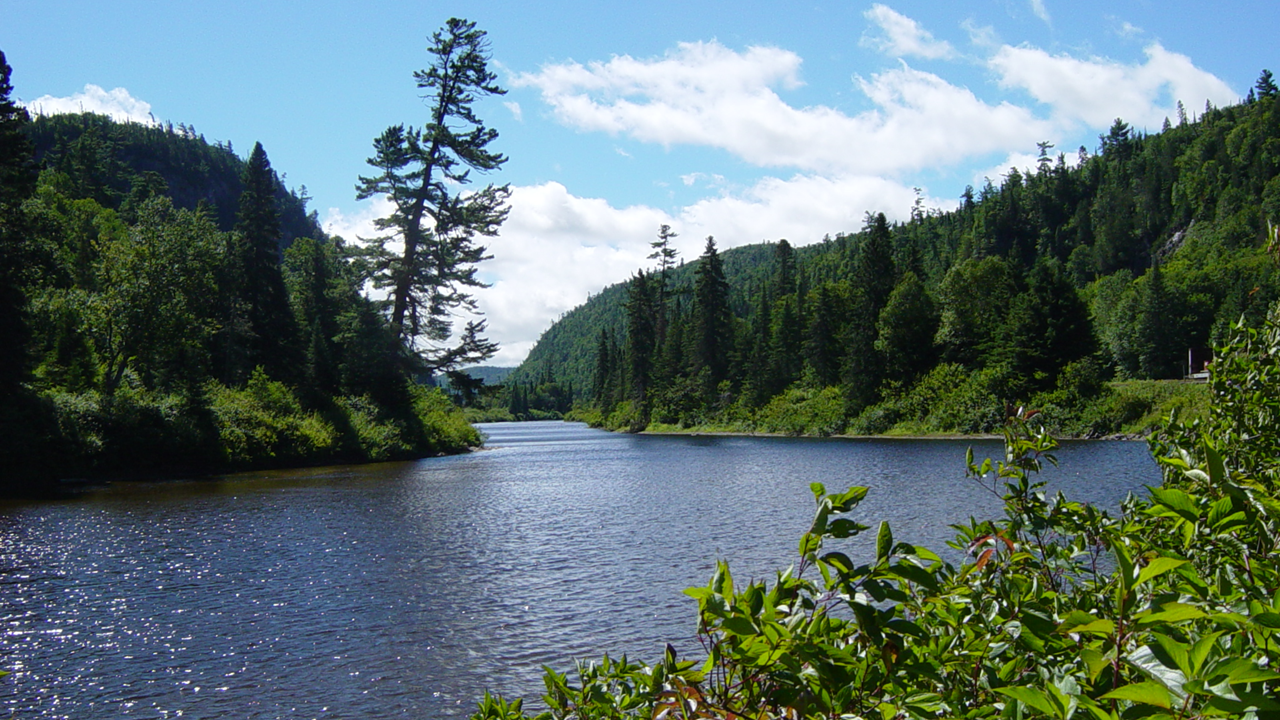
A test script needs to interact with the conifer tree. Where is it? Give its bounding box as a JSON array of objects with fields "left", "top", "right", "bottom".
[
  {"left": 357, "top": 18, "right": 508, "bottom": 372},
  {"left": 0, "top": 50, "right": 35, "bottom": 398},
  {"left": 234, "top": 141, "right": 299, "bottom": 382},
  {"left": 624, "top": 271, "right": 660, "bottom": 404},
  {"left": 692, "top": 236, "right": 732, "bottom": 390},
  {"left": 1257, "top": 69, "right": 1278, "bottom": 99}
]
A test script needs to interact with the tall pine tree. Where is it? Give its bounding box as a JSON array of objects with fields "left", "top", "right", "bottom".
[
  {"left": 692, "top": 236, "right": 732, "bottom": 391},
  {"left": 233, "top": 141, "right": 299, "bottom": 383},
  {"left": 357, "top": 18, "right": 508, "bottom": 371}
]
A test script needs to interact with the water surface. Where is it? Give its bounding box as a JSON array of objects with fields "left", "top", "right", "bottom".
[{"left": 0, "top": 421, "right": 1160, "bottom": 718}]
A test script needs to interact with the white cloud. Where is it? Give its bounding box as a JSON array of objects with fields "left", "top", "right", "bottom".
[
  {"left": 990, "top": 42, "right": 1237, "bottom": 130},
  {"left": 503, "top": 101, "right": 523, "bottom": 122},
  {"left": 1029, "top": 0, "right": 1051, "bottom": 24},
  {"left": 24, "top": 84, "right": 157, "bottom": 125},
  {"left": 1116, "top": 21, "right": 1143, "bottom": 38},
  {"left": 322, "top": 195, "right": 395, "bottom": 242},
  {"left": 862, "top": 5, "right": 957, "bottom": 60},
  {"left": 473, "top": 182, "right": 668, "bottom": 365},
  {"left": 336, "top": 173, "right": 939, "bottom": 367},
  {"left": 512, "top": 41, "right": 1051, "bottom": 176},
  {"left": 962, "top": 20, "right": 999, "bottom": 49}
]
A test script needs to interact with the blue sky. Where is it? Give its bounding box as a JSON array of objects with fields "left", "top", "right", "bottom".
[{"left": 3, "top": 1, "right": 1275, "bottom": 364}]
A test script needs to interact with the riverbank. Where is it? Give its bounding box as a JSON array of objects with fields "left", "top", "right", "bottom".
[
  {"left": 569, "top": 379, "right": 1211, "bottom": 441},
  {"left": 0, "top": 379, "right": 480, "bottom": 498}
]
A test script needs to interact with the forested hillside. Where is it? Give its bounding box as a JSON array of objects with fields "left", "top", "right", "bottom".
[
  {"left": 0, "top": 51, "right": 478, "bottom": 494},
  {"left": 517, "top": 73, "right": 1280, "bottom": 436}
]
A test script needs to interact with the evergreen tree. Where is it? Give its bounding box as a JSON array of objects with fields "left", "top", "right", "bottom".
[
  {"left": 803, "top": 283, "right": 845, "bottom": 388},
  {"left": 692, "top": 236, "right": 732, "bottom": 390},
  {"left": 842, "top": 213, "right": 897, "bottom": 412},
  {"left": 0, "top": 50, "right": 36, "bottom": 398},
  {"left": 649, "top": 224, "right": 679, "bottom": 295},
  {"left": 592, "top": 328, "right": 614, "bottom": 405},
  {"left": 1257, "top": 69, "right": 1278, "bottom": 99},
  {"left": 990, "top": 260, "right": 1094, "bottom": 396},
  {"left": 233, "top": 141, "right": 299, "bottom": 382},
  {"left": 357, "top": 18, "right": 508, "bottom": 371},
  {"left": 773, "top": 239, "right": 797, "bottom": 297},
  {"left": 1137, "top": 261, "right": 1181, "bottom": 379},
  {"left": 768, "top": 294, "right": 803, "bottom": 392},
  {"left": 283, "top": 237, "right": 344, "bottom": 393},
  {"left": 852, "top": 213, "right": 897, "bottom": 312},
  {"left": 875, "top": 271, "right": 939, "bottom": 387},
  {"left": 624, "top": 271, "right": 660, "bottom": 404}
]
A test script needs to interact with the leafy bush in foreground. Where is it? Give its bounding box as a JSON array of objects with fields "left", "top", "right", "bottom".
[{"left": 472, "top": 307, "right": 1280, "bottom": 719}]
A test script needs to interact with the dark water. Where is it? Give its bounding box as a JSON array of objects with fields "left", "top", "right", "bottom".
[{"left": 0, "top": 421, "right": 1160, "bottom": 719}]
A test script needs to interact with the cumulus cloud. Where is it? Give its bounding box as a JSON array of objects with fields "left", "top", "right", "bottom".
[
  {"left": 504, "top": 101, "right": 523, "bottom": 122},
  {"left": 24, "top": 84, "right": 157, "bottom": 125},
  {"left": 990, "top": 42, "right": 1237, "bottom": 130},
  {"left": 512, "top": 41, "right": 1050, "bottom": 176},
  {"left": 862, "top": 4, "right": 957, "bottom": 60},
  {"left": 333, "top": 172, "right": 938, "bottom": 367}
]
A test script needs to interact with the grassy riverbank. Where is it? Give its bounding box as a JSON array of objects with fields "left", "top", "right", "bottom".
[{"left": 569, "top": 378, "right": 1211, "bottom": 440}]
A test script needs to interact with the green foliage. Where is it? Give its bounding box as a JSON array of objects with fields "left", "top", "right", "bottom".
[
  {"left": 532, "top": 91, "right": 1280, "bottom": 436},
  {"left": 206, "top": 368, "right": 337, "bottom": 465},
  {"left": 471, "top": 311, "right": 1280, "bottom": 718},
  {"left": 754, "top": 386, "right": 845, "bottom": 436},
  {"left": 0, "top": 51, "right": 486, "bottom": 490},
  {"left": 356, "top": 17, "right": 507, "bottom": 369}
]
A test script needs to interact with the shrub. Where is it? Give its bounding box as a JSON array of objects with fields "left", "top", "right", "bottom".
[
  {"left": 755, "top": 386, "right": 845, "bottom": 436},
  {"left": 470, "top": 306, "right": 1280, "bottom": 720},
  {"left": 206, "top": 368, "right": 338, "bottom": 466}
]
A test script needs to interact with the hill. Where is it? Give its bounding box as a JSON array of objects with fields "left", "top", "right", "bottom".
[
  {"left": 513, "top": 81, "right": 1280, "bottom": 436},
  {"left": 26, "top": 111, "right": 324, "bottom": 247}
]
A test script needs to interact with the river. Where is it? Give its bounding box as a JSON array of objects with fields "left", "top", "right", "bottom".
[{"left": 0, "top": 421, "right": 1160, "bottom": 719}]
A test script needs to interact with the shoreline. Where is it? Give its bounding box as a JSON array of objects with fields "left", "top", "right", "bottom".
[{"left": 633, "top": 426, "right": 1147, "bottom": 442}]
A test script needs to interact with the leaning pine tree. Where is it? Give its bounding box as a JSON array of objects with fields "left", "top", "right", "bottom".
[{"left": 357, "top": 17, "right": 508, "bottom": 372}]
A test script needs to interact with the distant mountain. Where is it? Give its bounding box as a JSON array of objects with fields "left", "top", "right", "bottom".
[{"left": 457, "top": 366, "right": 516, "bottom": 385}]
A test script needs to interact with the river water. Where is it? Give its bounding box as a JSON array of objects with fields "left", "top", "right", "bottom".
[{"left": 0, "top": 421, "right": 1160, "bottom": 719}]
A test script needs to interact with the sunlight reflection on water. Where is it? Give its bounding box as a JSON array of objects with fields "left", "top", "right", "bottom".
[{"left": 0, "top": 422, "right": 1158, "bottom": 718}]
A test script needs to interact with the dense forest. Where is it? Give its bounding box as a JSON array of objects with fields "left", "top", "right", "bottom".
[
  {"left": 510, "top": 72, "right": 1280, "bottom": 437},
  {"left": 0, "top": 49, "right": 483, "bottom": 494}
]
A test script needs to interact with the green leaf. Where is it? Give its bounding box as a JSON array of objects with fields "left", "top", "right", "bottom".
[
  {"left": 719, "top": 616, "right": 757, "bottom": 636},
  {"left": 1127, "top": 645, "right": 1187, "bottom": 699},
  {"left": 876, "top": 521, "right": 893, "bottom": 563},
  {"left": 1136, "top": 557, "right": 1187, "bottom": 588},
  {"left": 1204, "top": 442, "right": 1226, "bottom": 484},
  {"left": 1113, "top": 542, "right": 1135, "bottom": 597},
  {"left": 1081, "top": 648, "right": 1109, "bottom": 682},
  {"left": 994, "top": 687, "right": 1060, "bottom": 717},
  {"left": 810, "top": 482, "right": 826, "bottom": 500},
  {"left": 799, "top": 532, "right": 821, "bottom": 557},
  {"left": 819, "top": 551, "right": 855, "bottom": 574},
  {"left": 1187, "top": 632, "right": 1221, "bottom": 677},
  {"left": 1059, "top": 610, "right": 1115, "bottom": 635},
  {"left": 1151, "top": 632, "right": 1191, "bottom": 677},
  {"left": 827, "top": 518, "right": 868, "bottom": 539},
  {"left": 1149, "top": 487, "right": 1199, "bottom": 522},
  {"left": 889, "top": 562, "right": 939, "bottom": 594},
  {"left": 1100, "top": 682, "right": 1172, "bottom": 709},
  {"left": 1251, "top": 612, "right": 1280, "bottom": 629},
  {"left": 1138, "top": 602, "right": 1207, "bottom": 626},
  {"left": 830, "top": 486, "right": 869, "bottom": 512}
]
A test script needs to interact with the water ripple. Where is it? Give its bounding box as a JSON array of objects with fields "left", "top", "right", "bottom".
[{"left": 0, "top": 422, "right": 1158, "bottom": 718}]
